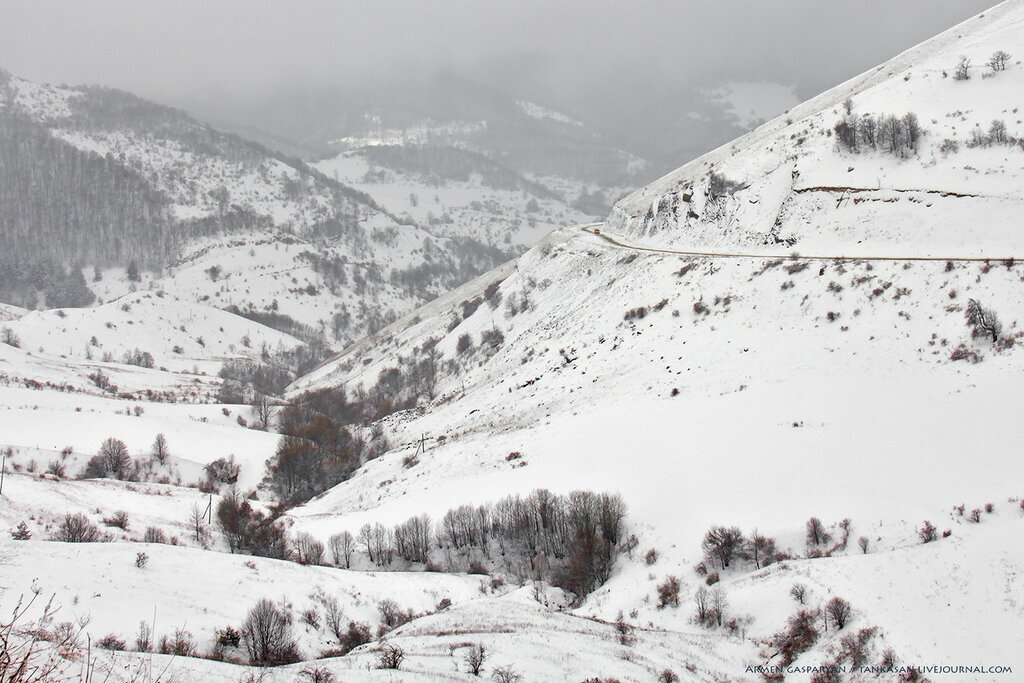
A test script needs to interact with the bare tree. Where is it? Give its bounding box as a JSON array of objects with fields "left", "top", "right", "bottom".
[
  {"left": 702, "top": 526, "right": 745, "bottom": 568},
  {"left": 151, "top": 433, "right": 170, "bottom": 464},
  {"left": 825, "top": 596, "right": 852, "bottom": 630},
  {"left": 694, "top": 586, "right": 712, "bottom": 625},
  {"left": 252, "top": 395, "right": 274, "bottom": 430},
  {"left": 954, "top": 56, "right": 971, "bottom": 80},
  {"left": 746, "top": 532, "right": 776, "bottom": 569},
  {"left": 857, "top": 536, "right": 869, "bottom": 554},
  {"left": 188, "top": 504, "right": 208, "bottom": 544},
  {"left": 465, "top": 643, "right": 487, "bottom": 676},
  {"left": 329, "top": 530, "right": 355, "bottom": 568},
  {"left": 988, "top": 50, "right": 1011, "bottom": 72},
  {"left": 293, "top": 532, "right": 326, "bottom": 565},
  {"left": 790, "top": 583, "right": 808, "bottom": 605},
  {"left": 242, "top": 598, "right": 300, "bottom": 665},
  {"left": 989, "top": 120, "right": 1008, "bottom": 144},
  {"left": 965, "top": 299, "right": 1001, "bottom": 342},
  {"left": 805, "top": 517, "right": 826, "bottom": 547},
  {"left": 710, "top": 586, "right": 728, "bottom": 627}
]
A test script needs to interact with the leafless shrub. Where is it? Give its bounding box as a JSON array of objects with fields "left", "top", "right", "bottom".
[
  {"left": 159, "top": 628, "right": 197, "bottom": 657},
  {"left": 988, "top": 50, "right": 1011, "bottom": 72},
  {"left": 376, "top": 641, "right": 405, "bottom": 670},
  {"left": 965, "top": 299, "right": 1001, "bottom": 342},
  {"left": 491, "top": 665, "right": 521, "bottom": 682},
  {"left": 790, "top": 583, "right": 808, "bottom": 604},
  {"left": 825, "top": 596, "right": 852, "bottom": 630},
  {"left": 918, "top": 521, "right": 937, "bottom": 543},
  {"left": 773, "top": 609, "right": 820, "bottom": 667},
  {"left": 954, "top": 56, "right": 971, "bottom": 80},
  {"left": 614, "top": 611, "right": 635, "bottom": 646},
  {"left": 54, "top": 513, "right": 101, "bottom": 543},
  {"left": 102, "top": 510, "right": 130, "bottom": 530},
  {"left": 656, "top": 576, "right": 681, "bottom": 609},
  {"left": 242, "top": 598, "right": 300, "bottom": 665},
  {"left": 297, "top": 666, "right": 335, "bottom": 683}
]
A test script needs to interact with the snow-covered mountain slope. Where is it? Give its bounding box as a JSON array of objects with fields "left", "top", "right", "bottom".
[
  {"left": 609, "top": 1, "right": 1024, "bottom": 258},
  {"left": 314, "top": 145, "right": 603, "bottom": 255},
  {"left": 0, "top": 70, "right": 528, "bottom": 345},
  {"left": 283, "top": 2, "right": 1024, "bottom": 676},
  {"left": 3, "top": 289, "right": 302, "bottom": 374}
]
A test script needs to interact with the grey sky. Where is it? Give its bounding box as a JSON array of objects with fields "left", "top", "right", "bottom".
[
  {"left": 0, "top": 0, "right": 998, "bottom": 162},
  {"left": 0, "top": 1, "right": 996, "bottom": 96}
]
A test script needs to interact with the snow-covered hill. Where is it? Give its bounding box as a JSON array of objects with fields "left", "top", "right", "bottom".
[
  {"left": 610, "top": 3, "right": 1024, "bottom": 258},
  {"left": 282, "top": 2, "right": 1024, "bottom": 678}
]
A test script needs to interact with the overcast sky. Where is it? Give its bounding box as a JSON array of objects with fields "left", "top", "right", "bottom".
[{"left": 0, "top": 0, "right": 997, "bottom": 158}]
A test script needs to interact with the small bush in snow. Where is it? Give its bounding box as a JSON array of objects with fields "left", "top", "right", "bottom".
[
  {"left": 297, "top": 666, "right": 335, "bottom": 683},
  {"left": 102, "top": 511, "right": 130, "bottom": 530},
  {"left": 644, "top": 548, "right": 659, "bottom": 565},
  {"left": 11, "top": 521, "right": 32, "bottom": 540},
  {"left": 376, "top": 641, "right": 405, "bottom": 670},
  {"left": 918, "top": 521, "right": 937, "bottom": 544},
  {"left": 97, "top": 634, "right": 126, "bottom": 651},
  {"left": 456, "top": 333, "right": 474, "bottom": 355},
  {"left": 158, "top": 628, "right": 197, "bottom": 657},
  {"left": 658, "top": 670, "right": 681, "bottom": 683},
  {"left": 954, "top": 56, "right": 971, "bottom": 80},
  {"left": 950, "top": 343, "right": 982, "bottom": 363},
  {"left": 1, "top": 327, "right": 21, "bottom": 348},
  {"left": 656, "top": 576, "right": 681, "bottom": 609},
  {"left": 967, "top": 508, "right": 982, "bottom": 523},
  {"left": 614, "top": 611, "right": 635, "bottom": 646},
  {"left": 790, "top": 583, "right": 808, "bottom": 605},
  {"left": 54, "top": 513, "right": 101, "bottom": 543},
  {"left": 338, "top": 621, "right": 372, "bottom": 654},
  {"left": 490, "top": 666, "right": 522, "bottom": 683},
  {"left": 135, "top": 552, "right": 149, "bottom": 569}
]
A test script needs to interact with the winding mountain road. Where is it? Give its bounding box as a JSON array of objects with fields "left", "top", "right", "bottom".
[{"left": 579, "top": 224, "right": 1015, "bottom": 263}]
